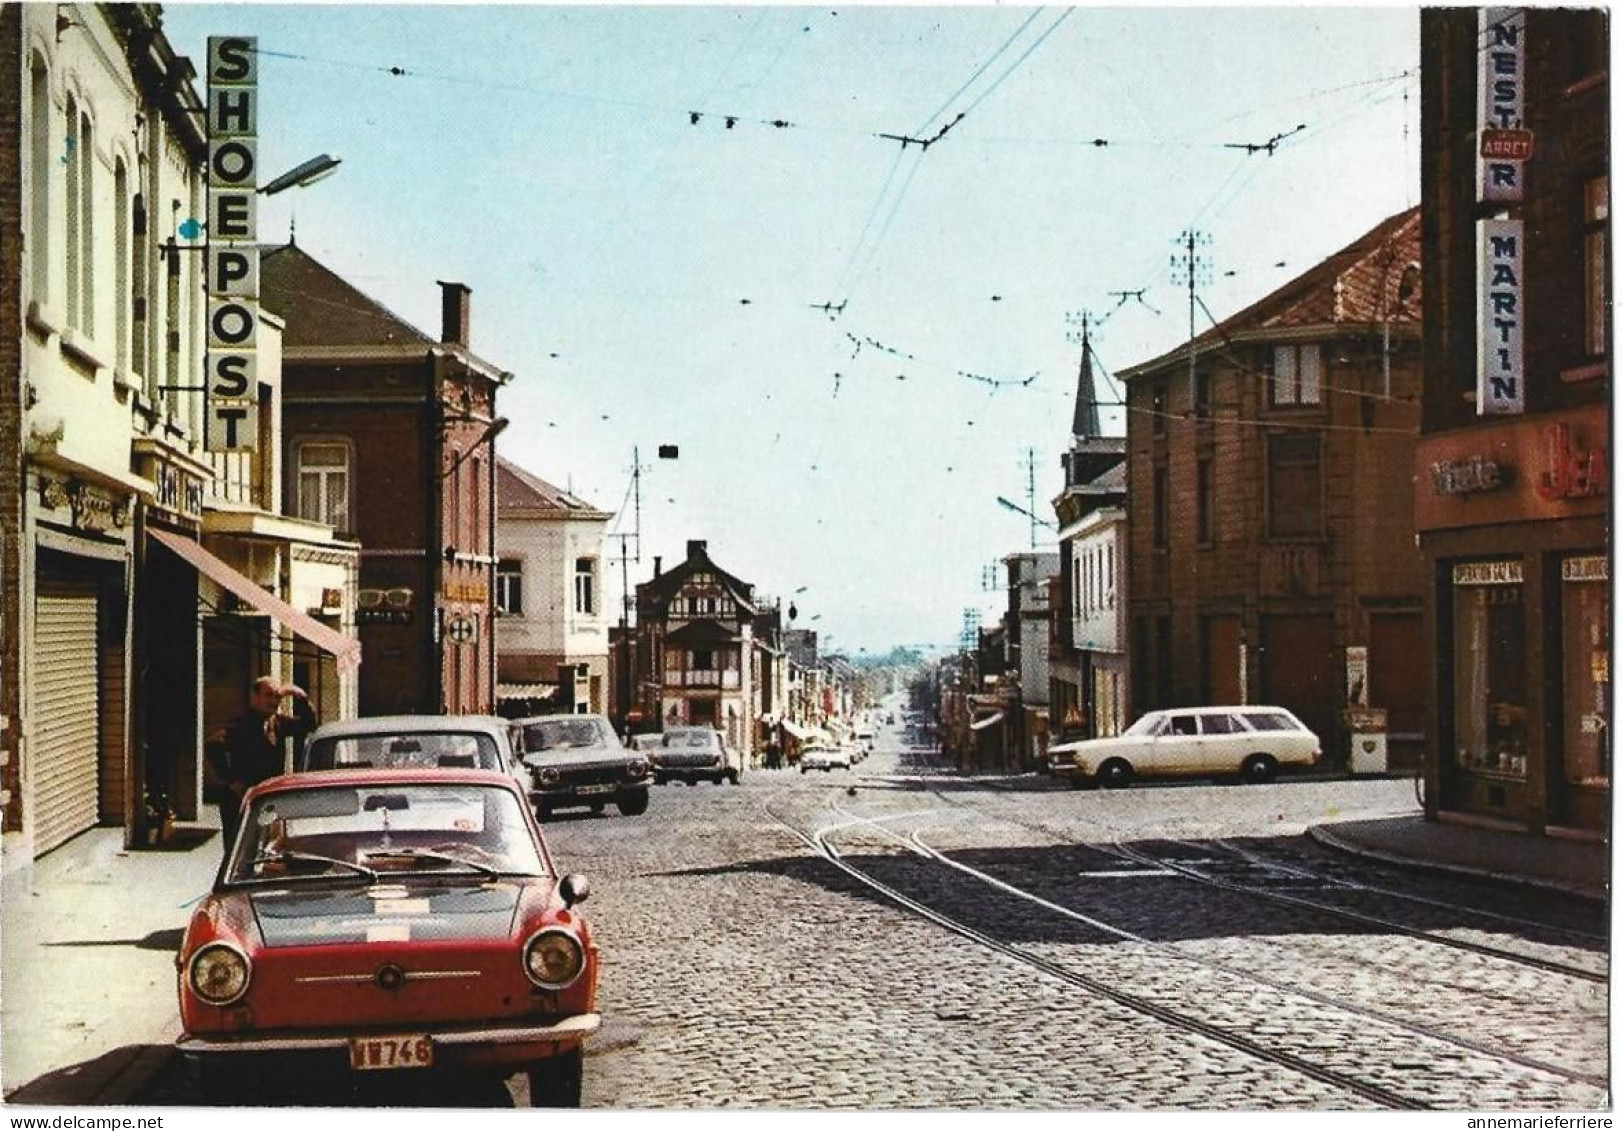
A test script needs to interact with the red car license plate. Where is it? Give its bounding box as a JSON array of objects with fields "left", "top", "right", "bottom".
[{"left": 349, "top": 1034, "right": 434, "bottom": 1071}]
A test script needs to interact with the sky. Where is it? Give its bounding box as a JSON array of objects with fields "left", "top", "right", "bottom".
[{"left": 163, "top": 3, "right": 1421, "bottom": 655}]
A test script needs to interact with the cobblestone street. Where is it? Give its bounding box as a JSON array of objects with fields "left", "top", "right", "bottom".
[{"left": 551, "top": 726, "right": 1608, "bottom": 1110}]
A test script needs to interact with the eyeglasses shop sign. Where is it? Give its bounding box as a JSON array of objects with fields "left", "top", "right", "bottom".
[{"left": 205, "top": 36, "right": 259, "bottom": 453}]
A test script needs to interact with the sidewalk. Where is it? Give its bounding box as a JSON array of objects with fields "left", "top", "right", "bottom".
[
  {"left": 1308, "top": 813, "right": 1610, "bottom": 904},
  {"left": 2, "top": 822, "right": 223, "bottom": 1104}
]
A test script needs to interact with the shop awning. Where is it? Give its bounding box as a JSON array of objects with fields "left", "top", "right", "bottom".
[
  {"left": 497, "top": 683, "right": 555, "bottom": 700},
  {"left": 970, "top": 712, "right": 1005, "bottom": 732},
  {"left": 781, "top": 720, "right": 816, "bottom": 740},
  {"left": 151, "top": 528, "right": 362, "bottom": 671}
]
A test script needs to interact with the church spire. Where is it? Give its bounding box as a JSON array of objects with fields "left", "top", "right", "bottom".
[{"left": 1071, "top": 316, "right": 1101, "bottom": 439}]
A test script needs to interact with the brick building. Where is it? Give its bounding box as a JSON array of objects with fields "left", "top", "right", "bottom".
[
  {"left": 1415, "top": 9, "right": 1609, "bottom": 834},
  {"left": 261, "top": 245, "right": 512, "bottom": 716},
  {"left": 1118, "top": 208, "right": 1427, "bottom": 767}
]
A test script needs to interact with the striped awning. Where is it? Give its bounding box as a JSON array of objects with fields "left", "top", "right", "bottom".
[{"left": 497, "top": 683, "right": 555, "bottom": 700}]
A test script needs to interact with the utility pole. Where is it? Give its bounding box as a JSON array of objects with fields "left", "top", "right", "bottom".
[
  {"left": 1025, "top": 447, "right": 1040, "bottom": 551},
  {"left": 1170, "top": 230, "right": 1212, "bottom": 409},
  {"left": 612, "top": 446, "right": 650, "bottom": 734}
]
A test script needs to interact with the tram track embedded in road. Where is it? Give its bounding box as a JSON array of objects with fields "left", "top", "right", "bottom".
[
  {"left": 898, "top": 825, "right": 1607, "bottom": 1092},
  {"left": 1101, "top": 838, "right": 1607, "bottom": 986},
  {"left": 759, "top": 783, "right": 1430, "bottom": 1110},
  {"left": 1206, "top": 836, "right": 1609, "bottom": 946},
  {"left": 898, "top": 784, "right": 1606, "bottom": 1091},
  {"left": 922, "top": 782, "right": 1608, "bottom": 986}
]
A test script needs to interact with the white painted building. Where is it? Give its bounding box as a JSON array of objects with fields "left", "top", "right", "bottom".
[
  {"left": 494, "top": 458, "right": 611, "bottom": 715},
  {"left": 1067, "top": 501, "right": 1130, "bottom": 738},
  {"left": 3, "top": 7, "right": 360, "bottom": 865}
]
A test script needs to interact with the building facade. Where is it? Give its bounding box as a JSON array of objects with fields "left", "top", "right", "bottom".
[
  {"left": 3, "top": 3, "right": 203, "bottom": 859},
  {"left": 2, "top": 8, "right": 359, "bottom": 864},
  {"left": 1120, "top": 208, "right": 1428, "bottom": 768},
  {"left": 1005, "top": 551, "right": 1058, "bottom": 770},
  {"left": 1416, "top": 9, "right": 1609, "bottom": 833},
  {"left": 1068, "top": 501, "right": 1130, "bottom": 739},
  {"left": 494, "top": 457, "right": 611, "bottom": 716},
  {"left": 262, "top": 246, "right": 511, "bottom": 717},
  {"left": 1049, "top": 330, "right": 1128, "bottom": 741},
  {"left": 633, "top": 540, "right": 759, "bottom": 756}
]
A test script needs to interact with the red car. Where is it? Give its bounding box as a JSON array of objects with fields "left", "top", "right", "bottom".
[{"left": 176, "top": 768, "right": 599, "bottom": 1106}]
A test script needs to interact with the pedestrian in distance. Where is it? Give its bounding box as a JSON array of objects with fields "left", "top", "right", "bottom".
[{"left": 204, "top": 677, "right": 318, "bottom": 857}]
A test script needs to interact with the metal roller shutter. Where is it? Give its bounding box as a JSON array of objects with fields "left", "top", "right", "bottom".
[{"left": 33, "top": 581, "right": 100, "bottom": 856}]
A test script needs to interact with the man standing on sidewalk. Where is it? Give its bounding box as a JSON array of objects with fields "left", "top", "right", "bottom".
[{"left": 204, "top": 678, "right": 318, "bottom": 857}]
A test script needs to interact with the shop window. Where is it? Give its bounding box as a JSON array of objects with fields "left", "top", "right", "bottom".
[
  {"left": 1267, "top": 434, "right": 1322, "bottom": 538},
  {"left": 496, "top": 560, "right": 523, "bottom": 617},
  {"left": 1583, "top": 176, "right": 1608, "bottom": 359},
  {"left": 295, "top": 441, "right": 351, "bottom": 532},
  {"left": 1561, "top": 557, "right": 1609, "bottom": 789},
  {"left": 1451, "top": 564, "right": 1527, "bottom": 778},
  {"left": 1271, "top": 344, "right": 1323, "bottom": 407}
]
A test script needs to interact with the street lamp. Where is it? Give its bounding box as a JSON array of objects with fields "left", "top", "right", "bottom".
[
  {"left": 996, "top": 495, "right": 1056, "bottom": 550},
  {"left": 259, "top": 154, "right": 342, "bottom": 196}
]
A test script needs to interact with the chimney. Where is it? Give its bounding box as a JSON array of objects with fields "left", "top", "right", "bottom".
[
  {"left": 438, "top": 281, "right": 471, "bottom": 347},
  {"left": 687, "top": 539, "right": 707, "bottom": 562},
  {"left": 653, "top": 556, "right": 662, "bottom": 579}
]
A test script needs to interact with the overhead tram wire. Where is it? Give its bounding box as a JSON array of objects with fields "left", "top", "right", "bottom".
[
  {"left": 830, "top": 8, "right": 1046, "bottom": 303},
  {"left": 1095, "top": 63, "right": 1415, "bottom": 324},
  {"left": 250, "top": 43, "right": 821, "bottom": 138}
]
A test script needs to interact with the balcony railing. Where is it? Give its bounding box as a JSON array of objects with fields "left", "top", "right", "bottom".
[{"left": 675, "top": 670, "right": 741, "bottom": 688}]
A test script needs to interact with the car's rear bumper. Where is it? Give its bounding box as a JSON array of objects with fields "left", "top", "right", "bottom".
[
  {"left": 654, "top": 763, "right": 723, "bottom": 780},
  {"left": 529, "top": 782, "right": 647, "bottom": 805},
  {"left": 179, "top": 1013, "right": 600, "bottom": 1062}
]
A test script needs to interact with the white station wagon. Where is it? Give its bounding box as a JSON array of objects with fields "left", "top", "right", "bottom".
[{"left": 1048, "top": 706, "right": 1321, "bottom": 788}]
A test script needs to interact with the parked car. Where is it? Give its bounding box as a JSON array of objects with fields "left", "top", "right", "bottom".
[
  {"left": 517, "top": 714, "right": 651, "bottom": 817},
  {"left": 302, "top": 715, "right": 521, "bottom": 775},
  {"left": 800, "top": 743, "right": 852, "bottom": 773},
  {"left": 176, "top": 768, "right": 598, "bottom": 1106},
  {"left": 654, "top": 726, "right": 742, "bottom": 785},
  {"left": 627, "top": 733, "right": 664, "bottom": 756},
  {"left": 1048, "top": 706, "right": 1322, "bottom": 789}
]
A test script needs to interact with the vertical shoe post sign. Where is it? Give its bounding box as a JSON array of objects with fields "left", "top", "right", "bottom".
[{"left": 205, "top": 37, "right": 260, "bottom": 453}]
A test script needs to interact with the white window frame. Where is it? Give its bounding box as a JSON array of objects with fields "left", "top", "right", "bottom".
[
  {"left": 496, "top": 559, "right": 523, "bottom": 617},
  {"left": 294, "top": 438, "right": 353, "bottom": 532},
  {"left": 574, "top": 557, "right": 596, "bottom": 616},
  {"left": 1271, "top": 343, "right": 1323, "bottom": 407}
]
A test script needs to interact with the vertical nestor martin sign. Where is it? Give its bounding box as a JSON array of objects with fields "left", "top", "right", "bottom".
[{"left": 206, "top": 36, "right": 260, "bottom": 452}]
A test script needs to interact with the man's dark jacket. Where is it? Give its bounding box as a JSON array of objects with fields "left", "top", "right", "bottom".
[{"left": 204, "top": 697, "right": 317, "bottom": 796}]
